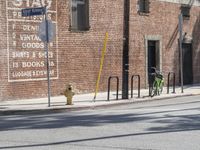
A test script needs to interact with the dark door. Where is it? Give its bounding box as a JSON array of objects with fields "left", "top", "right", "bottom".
[
  {"left": 148, "top": 41, "right": 156, "bottom": 85},
  {"left": 182, "top": 43, "right": 193, "bottom": 85}
]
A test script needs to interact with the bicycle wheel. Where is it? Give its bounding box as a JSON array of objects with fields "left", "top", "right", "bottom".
[
  {"left": 159, "top": 81, "right": 164, "bottom": 94},
  {"left": 150, "top": 82, "right": 157, "bottom": 97}
]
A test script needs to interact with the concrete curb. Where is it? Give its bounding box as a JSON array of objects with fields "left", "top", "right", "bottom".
[{"left": 0, "top": 93, "right": 200, "bottom": 116}]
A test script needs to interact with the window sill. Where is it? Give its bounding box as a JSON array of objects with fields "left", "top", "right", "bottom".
[
  {"left": 138, "top": 11, "right": 150, "bottom": 16},
  {"left": 183, "top": 16, "right": 190, "bottom": 20},
  {"left": 69, "top": 26, "right": 90, "bottom": 32}
]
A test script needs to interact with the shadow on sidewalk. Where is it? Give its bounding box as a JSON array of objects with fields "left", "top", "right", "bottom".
[
  {"left": 0, "top": 115, "right": 200, "bottom": 149},
  {"left": 0, "top": 96, "right": 200, "bottom": 149},
  {"left": 0, "top": 102, "right": 199, "bottom": 131}
]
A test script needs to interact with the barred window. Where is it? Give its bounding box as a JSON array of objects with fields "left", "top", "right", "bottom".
[
  {"left": 70, "top": 0, "right": 89, "bottom": 31},
  {"left": 181, "top": 5, "right": 190, "bottom": 18},
  {"left": 138, "top": 0, "right": 150, "bottom": 13}
]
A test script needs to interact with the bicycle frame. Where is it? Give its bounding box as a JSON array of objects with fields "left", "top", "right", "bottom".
[{"left": 150, "top": 67, "right": 164, "bottom": 97}]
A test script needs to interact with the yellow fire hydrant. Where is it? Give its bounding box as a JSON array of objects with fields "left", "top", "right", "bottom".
[{"left": 64, "top": 84, "right": 75, "bottom": 105}]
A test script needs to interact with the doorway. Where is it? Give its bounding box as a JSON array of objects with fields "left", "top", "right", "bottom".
[
  {"left": 182, "top": 43, "right": 193, "bottom": 85},
  {"left": 147, "top": 40, "right": 160, "bottom": 85}
]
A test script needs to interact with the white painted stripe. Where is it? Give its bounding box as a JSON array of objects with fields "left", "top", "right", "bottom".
[
  {"left": 8, "top": 77, "right": 59, "bottom": 83},
  {"left": 7, "top": 19, "right": 57, "bottom": 23}
]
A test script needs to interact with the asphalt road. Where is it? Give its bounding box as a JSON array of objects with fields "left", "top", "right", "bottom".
[{"left": 0, "top": 95, "right": 200, "bottom": 150}]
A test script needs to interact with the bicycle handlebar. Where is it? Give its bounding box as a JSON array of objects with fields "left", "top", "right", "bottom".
[{"left": 151, "top": 67, "right": 161, "bottom": 74}]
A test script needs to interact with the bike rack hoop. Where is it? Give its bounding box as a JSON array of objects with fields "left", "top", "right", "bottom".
[
  {"left": 167, "top": 72, "right": 176, "bottom": 94},
  {"left": 131, "top": 75, "right": 140, "bottom": 98},
  {"left": 107, "top": 76, "right": 119, "bottom": 101}
]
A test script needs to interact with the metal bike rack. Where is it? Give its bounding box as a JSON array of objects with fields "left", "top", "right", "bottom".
[
  {"left": 131, "top": 75, "right": 140, "bottom": 98},
  {"left": 167, "top": 72, "right": 176, "bottom": 94},
  {"left": 107, "top": 76, "right": 119, "bottom": 101}
]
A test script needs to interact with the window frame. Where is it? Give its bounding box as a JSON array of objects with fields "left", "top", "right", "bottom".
[
  {"left": 181, "top": 4, "right": 191, "bottom": 19},
  {"left": 69, "top": 0, "right": 90, "bottom": 32},
  {"left": 138, "top": 0, "right": 150, "bottom": 14}
]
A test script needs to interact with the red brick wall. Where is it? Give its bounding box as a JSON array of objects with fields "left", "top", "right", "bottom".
[
  {"left": 129, "top": 0, "right": 200, "bottom": 87},
  {"left": 57, "top": 0, "right": 124, "bottom": 94},
  {"left": 0, "top": 0, "right": 199, "bottom": 101}
]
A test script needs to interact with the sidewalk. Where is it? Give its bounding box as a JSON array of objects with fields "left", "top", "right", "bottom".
[{"left": 0, "top": 85, "right": 200, "bottom": 115}]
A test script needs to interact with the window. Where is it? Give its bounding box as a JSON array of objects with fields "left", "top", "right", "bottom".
[
  {"left": 138, "top": 0, "right": 150, "bottom": 13},
  {"left": 70, "top": 0, "right": 89, "bottom": 31},
  {"left": 181, "top": 5, "right": 191, "bottom": 18}
]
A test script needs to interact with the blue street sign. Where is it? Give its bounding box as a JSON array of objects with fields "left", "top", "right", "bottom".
[{"left": 21, "top": 7, "right": 46, "bottom": 17}]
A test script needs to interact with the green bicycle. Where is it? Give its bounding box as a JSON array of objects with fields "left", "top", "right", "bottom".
[{"left": 150, "top": 67, "right": 164, "bottom": 97}]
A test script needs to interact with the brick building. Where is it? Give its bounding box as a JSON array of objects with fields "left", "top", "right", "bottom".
[{"left": 0, "top": 0, "right": 200, "bottom": 101}]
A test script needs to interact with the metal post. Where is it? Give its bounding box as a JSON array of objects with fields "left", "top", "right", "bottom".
[
  {"left": 107, "top": 77, "right": 111, "bottom": 101},
  {"left": 116, "top": 77, "right": 119, "bottom": 100},
  {"left": 45, "top": 6, "right": 51, "bottom": 107},
  {"left": 138, "top": 75, "right": 140, "bottom": 98},
  {"left": 167, "top": 73, "right": 170, "bottom": 94},
  {"left": 122, "top": 0, "right": 130, "bottom": 99},
  {"left": 173, "top": 73, "right": 176, "bottom": 93},
  {"left": 178, "top": 14, "right": 184, "bottom": 93}
]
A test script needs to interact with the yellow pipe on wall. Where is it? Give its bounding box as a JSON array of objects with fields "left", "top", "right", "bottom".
[{"left": 93, "top": 32, "right": 108, "bottom": 101}]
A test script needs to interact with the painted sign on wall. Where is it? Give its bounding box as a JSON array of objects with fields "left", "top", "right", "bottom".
[{"left": 6, "top": 0, "right": 58, "bottom": 82}]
